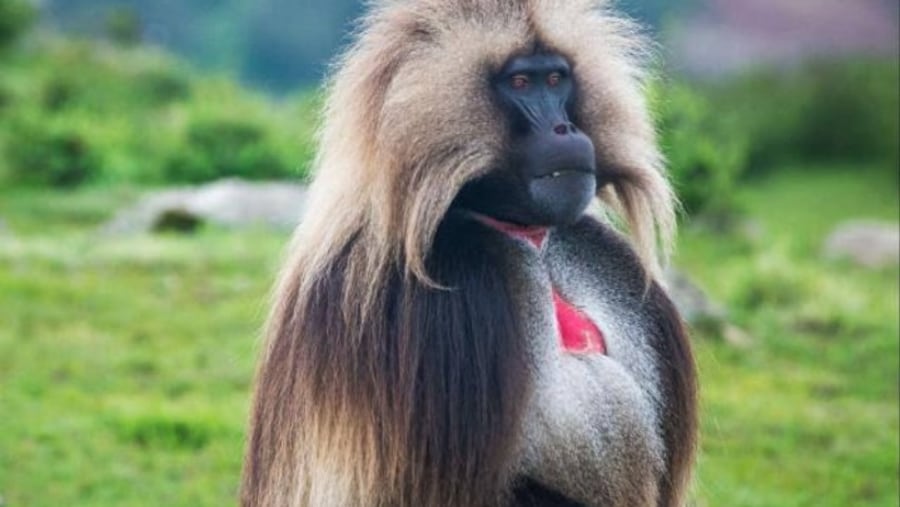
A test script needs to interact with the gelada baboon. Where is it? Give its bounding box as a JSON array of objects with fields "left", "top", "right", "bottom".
[{"left": 242, "top": 1, "right": 697, "bottom": 506}]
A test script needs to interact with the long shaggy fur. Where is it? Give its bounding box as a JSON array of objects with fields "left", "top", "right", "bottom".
[{"left": 242, "top": 1, "right": 689, "bottom": 506}]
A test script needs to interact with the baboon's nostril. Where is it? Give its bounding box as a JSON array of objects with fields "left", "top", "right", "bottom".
[{"left": 553, "top": 124, "right": 569, "bottom": 135}]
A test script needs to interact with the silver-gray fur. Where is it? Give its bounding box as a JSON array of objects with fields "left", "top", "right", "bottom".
[{"left": 489, "top": 215, "right": 692, "bottom": 506}]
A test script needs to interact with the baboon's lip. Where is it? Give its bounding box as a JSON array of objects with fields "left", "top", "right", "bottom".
[{"left": 470, "top": 213, "right": 549, "bottom": 249}]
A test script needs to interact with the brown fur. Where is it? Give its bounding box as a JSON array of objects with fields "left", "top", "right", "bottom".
[
  {"left": 241, "top": 1, "right": 693, "bottom": 506},
  {"left": 649, "top": 286, "right": 698, "bottom": 507}
]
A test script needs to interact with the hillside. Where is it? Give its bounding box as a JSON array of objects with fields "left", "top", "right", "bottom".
[
  {"left": 40, "top": 0, "right": 900, "bottom": 89},
  {"left": 41, "top": 0, "right": 687, "bottom": 91}
]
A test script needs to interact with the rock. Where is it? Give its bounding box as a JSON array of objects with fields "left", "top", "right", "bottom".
[
  {"left": 665, "top": 268, "right": 753, "bottom": 346},
  {"left": 823, "top": 220, "right": 899, "bottom": 268},
  {"left": 180, "top": 178, "right": 308, "bottom": 229},
  {"left": 664, "top": 267, "right": 728, "bottom": 326},
  {"left": 721, "top": 323, "right": 753, "bottom": 349},
  {"left": 103, "top": 178, "right": 308, "bottom": 234},
  {"left": 103, "top": 188, "right": 195, "bottom": 234},
  {"left": 738, "top": 218, "right": 766, "bottom": 243}
]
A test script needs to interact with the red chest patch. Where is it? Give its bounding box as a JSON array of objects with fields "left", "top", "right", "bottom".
[
  {"left": 553, "top": 290, "right": 606, "bottom": 354},
  {"left": 469, "top": 213, "right": 607, "bottom": 355}
]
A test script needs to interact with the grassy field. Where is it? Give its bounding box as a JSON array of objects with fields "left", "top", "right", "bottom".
[
  {"left": 679, "top": 166, "right": 899, "bottom": 506},
  {"left": 1, "top": 166, "right": 897, "bottom": 507}
]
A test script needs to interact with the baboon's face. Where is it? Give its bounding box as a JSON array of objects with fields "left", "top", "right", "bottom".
[{"left": 454, "top": 52, "right": 596, "bottom": 227}]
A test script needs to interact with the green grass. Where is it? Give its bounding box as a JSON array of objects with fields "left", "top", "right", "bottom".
[
  {"left": 0, "top": 188, "right": 285, "bottom": 506},
  {"left": 678, "top": 165, "right": 899, "bottom": 507},
  {"left": 1, "top": 166, "right": 898, "bottom": 506}
]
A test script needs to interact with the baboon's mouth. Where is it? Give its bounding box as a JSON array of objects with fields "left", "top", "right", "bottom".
[{"left": 470, "top": 212, "right": 549, "bottom": 249}]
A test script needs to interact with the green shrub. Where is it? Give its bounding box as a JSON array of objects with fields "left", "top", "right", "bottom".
[
  {"left": 31, "top": 42, "right": 187, "bottom": 111},
  {"left": 653, "top": 59, "right": 899, "bottom": 217},
  {"left": 0, "top": 39, "right": 315, "bottom": 186},
  {"left": 0, "top": 0, "right": 34, "bottom": 50},
  {"left": 40, "top": 72, "right": 81, "bottom": 112},
  {"left": 4, "top": 117, "right": 102, "bottom": 187},
  {"left": 105, "top": 6, "right": 142, "bottom": 47},
  {"left": 133, "top": 67, "right": 192, "bottom": 105},
  {"left": 0, "top": 81, "right": 10, "bottom": 112},
  {"left": 653, "top": 81, "right": 750, "bottom": 217},
  {"left": 796, "top": 60, "right": 899, "bottom": 167},
  {"left": 164, "top": 117, "right": 292, "bottom": 183},
  {"left": 114, "top": 413, "right": 219, "bottom": 450},
  {"left": 705, "top": 59, "right": 899, "bottom": 173},
  {"left": 36, "top": 58, "right": 190, "bottom": 112}
]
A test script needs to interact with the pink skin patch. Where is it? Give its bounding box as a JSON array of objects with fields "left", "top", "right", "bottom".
[
  {"left": 472, "top": 213, "right": 607, "bottom": 355},
  {"left": 552, "top": 290, "right": 606, "bottom": 354}
]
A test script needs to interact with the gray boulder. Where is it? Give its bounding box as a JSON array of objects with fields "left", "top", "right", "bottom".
[
  {"left": 823, "top": 220, "right": 899, "bottom": 268},
  {"left": 104, "top": 178, "right": 307, "bottom": 233},
  {"left": 664, "top": 267, "right": 728, "bottom": 327},
  {"left": 664, "top": 268, "right": 751, "bottom": 347}
]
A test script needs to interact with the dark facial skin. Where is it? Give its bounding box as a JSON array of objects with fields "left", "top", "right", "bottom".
[{"left": 455, "top": 53, "right": 597, "bottom": 226}]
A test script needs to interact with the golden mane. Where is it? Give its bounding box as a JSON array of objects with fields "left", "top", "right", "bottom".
[{"left": 292, "top": 0, "right": 673, "bottom": 310}]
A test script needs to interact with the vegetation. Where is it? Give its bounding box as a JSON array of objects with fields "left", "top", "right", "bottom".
[
  {"left": 2, "top": 8, "right": 896, "bottom": 217},
  {"left": 678, "top": 166, "right": 899, "bottom": 506},
  {"left": 3, "top": 22, "right": 894, "bottom": 217},
  {"left": 653, "top": 60, "right": 899, "bottom": 216},
  {"left": 38, "top": 0, "right": 689, "bottom": 90},
  {"left": 653, "top": 80, "right": 750, "bottom": 216},
  {"left": 0, "top": 188, "right": 276, "bottom": 505},
  {"left": 0, "top": 36, "right": 316, "bottom": 187},
  {"left": 0, "top": 0, "right": 34, "bottom": 50},
  {"left": 698, "top": 60, "right": 900, "bottom": 174}
]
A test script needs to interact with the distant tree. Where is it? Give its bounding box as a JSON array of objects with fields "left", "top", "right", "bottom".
[
  {"left": 105, "top": 6, "right": 141, "bottom": 46},
  {"left": 0, "top": 0, "right": 35, "bottom": 49},
  {"left": 39, "top": 0, "right": 693, "bottom": 90}
]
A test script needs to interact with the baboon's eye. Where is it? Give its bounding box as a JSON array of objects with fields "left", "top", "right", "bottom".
[
  {"left": 510, "top": 74, "right": 529, "bottom": 90},
  {"left": 547, "top": 72, "right": 562, "bottom": 87}
]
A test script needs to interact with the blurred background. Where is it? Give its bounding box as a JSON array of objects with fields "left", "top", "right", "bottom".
[{"left": 0, "top": 0, "right": 897, "bottom": 506}]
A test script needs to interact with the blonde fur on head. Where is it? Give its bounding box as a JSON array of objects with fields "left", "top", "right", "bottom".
[
  {"left": 242, "top": 1, "right": 681, "bottom": 506},
  {"left": 297, "top": 0, "right": 672, "bottom": 300}
]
